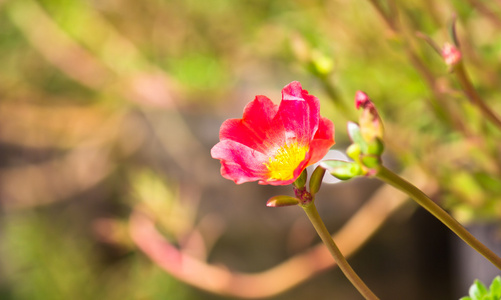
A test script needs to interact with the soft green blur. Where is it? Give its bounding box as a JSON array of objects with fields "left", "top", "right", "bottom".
[{"left": 0, "top": 0, "right": 500, "bottom": 299}]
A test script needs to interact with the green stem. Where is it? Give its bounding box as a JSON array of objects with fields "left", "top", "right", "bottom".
[
  {"left": 454, "top": 62, "right": 501, "bottom": 131},
  {"left": 376, "top": 165, "right": 501, "bottom": 269},
  {"left": 301, "top": 202, "right": 380, "bottom": 300}
]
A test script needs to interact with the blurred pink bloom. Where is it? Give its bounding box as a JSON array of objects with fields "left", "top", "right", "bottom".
[
  {"left": 211, "top": 81, "right": 335, "bottom": 185},
  {"left": 442, "top": 43, "right": 462, "bottom": 66}
]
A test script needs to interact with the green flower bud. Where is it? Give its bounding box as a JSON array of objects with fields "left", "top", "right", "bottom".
[{"left": 266, "top": 195, "right": 300, "bottom": 207}]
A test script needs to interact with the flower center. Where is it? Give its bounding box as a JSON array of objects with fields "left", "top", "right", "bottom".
[{"left": 265, "top": 142, "right": 309, "bottom": 181}]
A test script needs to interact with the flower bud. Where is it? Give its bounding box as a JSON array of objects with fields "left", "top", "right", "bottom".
[
  {"left": 442, "top": 43, "right": 462, "bottom": 66},
  {"left": 309, "top": 166, "right": 326, "bottom": 195},
  {"left": 311, "top": 51, "right": 334, "bottom": 76},
  {"left": 266, "top": 195, "right": 300, "bottom": 207},
  {"left": 355, "top": 91, "right": 384, "bottom": 142}
]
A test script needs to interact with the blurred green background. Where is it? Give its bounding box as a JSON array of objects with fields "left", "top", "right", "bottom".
[{"left": 1, "top": 0, "right": 501, "bottom": 299}]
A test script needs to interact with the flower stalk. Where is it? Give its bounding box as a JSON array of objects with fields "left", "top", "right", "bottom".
[
  {"left": 324, "top": 89, "right": 501, "bottom": 271},
  {"left": 300, "top": 200, "right": 380, "bottom": 300},
  {"left": 375, "top": 165, "right": 501, "bottom": 270}
]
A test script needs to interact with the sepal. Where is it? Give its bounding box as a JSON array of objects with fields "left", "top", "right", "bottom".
[
  {"left": 361, "top": 155, "right": 381, "bottom": 169},
  {"left": 321, "top": 160, "right": 363, "bottom": 180},
  {"left": 347, "top": 122, "right": 368, "bottom": 153},
  {"left": 293, "top": 169, "right": 308, "bottom": 189},
  {"left": 309, "top": 165, "right": 326, "bottom": 195},
  {"left": 367, "top": 137, "right": 385, "bottom": 156},
  {"left": 346, "top": 143, "right": 361, "bottom": 161}
]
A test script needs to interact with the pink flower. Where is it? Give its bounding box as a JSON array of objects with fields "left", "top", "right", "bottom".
[{"left": 211, "top": 81, "right": 335, "bottom": 185}]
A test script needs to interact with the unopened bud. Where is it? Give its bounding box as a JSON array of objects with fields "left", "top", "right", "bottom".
[
  {"left": 355, "top": 91, "right": 384, "bottom": 142},
  {"left": 311, "top": 51, "right": 334, "bottom": 76},
  {"left": 355, "top": 91, "right": 371, "bottom": 110},
  {"left": 267, "top": 195, "right": 299, "bottom": 207}
]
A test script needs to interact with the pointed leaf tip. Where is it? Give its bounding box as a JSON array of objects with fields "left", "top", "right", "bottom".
[
  {"left": 469, "top": 279, "right": 488, "bottom": 300},
  {"left": 490, "top": 276, "right": 501, "bottom": 297}
]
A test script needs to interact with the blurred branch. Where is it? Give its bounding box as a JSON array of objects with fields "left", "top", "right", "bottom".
[
  {"left": 365, "top": 1, "right": 472, "bottom": 136},
  {"left": 5, "top": 0, "right": 179, "bottom": 106},
  {"left": 289, "top": 34, "right": 353, "bottom": 118},
  {"left": 465, "top": 0, "right": 501, "bottom": 29},
  {"left": 0, "top": 144, "right": 113, "bottom": 211},
  {"left": 453, "top": 62, "right": 501, "bottom": 131},
  {"left": 138, "top": 108, "right": 214, "bottom": 184},
  {"left": 366, "top": 0, "right": 399, "bottom": 34},
  {"left": 130, "top": 167, "right": 437, "bottom": 298},
  {"left": 5, "top": 0, "right": 212, "bottom": 186},
  {"left": 0, "top": 102, "right": 142, "bottom": 210},
  {"left": 6, "top": 0, "right": 113, "bottom": 89},
  {"left": 0, "top": 101, "right": 118, "bottom": 148}
]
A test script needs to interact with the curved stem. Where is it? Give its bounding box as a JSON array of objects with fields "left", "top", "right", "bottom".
[
  {"left": 376, "top": 165, "right": 501, "bottom": 269},
  {"left": 454, "top": 62, "right": 501, "bottom": 131},
  {"left": 301, "top": 202, "right": 380, "bottom": 300}
]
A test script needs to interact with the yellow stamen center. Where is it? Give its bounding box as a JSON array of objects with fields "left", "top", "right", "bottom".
[{"left": 265, "top": 142, "right": 309, "bottom": 181}]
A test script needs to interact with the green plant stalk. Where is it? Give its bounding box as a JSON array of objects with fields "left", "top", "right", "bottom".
[
  {"left": 376, "top": 165, "right": 501, "bottom": 269},
  {"left": 454, "top": 62, "right": 501, "bottom": 131},
  {"left": 301, "top": 202, "right": 380, "bottom": 300}
]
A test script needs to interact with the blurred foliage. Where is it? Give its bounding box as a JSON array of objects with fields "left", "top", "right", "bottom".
[
  {"left": 460, "top": 276, "right": 501, "bottom": 300},
  {"left": 0, "top": 211, "right": 196, "bottom": 300},
  {"left": 1, "top": 0, "right": 501, "bottom": 299}
]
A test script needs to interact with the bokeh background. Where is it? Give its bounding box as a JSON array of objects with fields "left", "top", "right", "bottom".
[{"left": 1, "top": 0, "right": 501, "bottom": 299}]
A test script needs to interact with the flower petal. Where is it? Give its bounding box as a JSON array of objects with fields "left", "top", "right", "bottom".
[
  {"left": 219, "top": 95, "right": 281, "bottom": 153},
  {"left": 308, "top": 117, "right": 335, "bottom": 164},
  {"left": 211, "top": 139, "right": 269, "bottom": 184},
  {"left": 277, "top": 81, "right": 320, "bottom": 144}
]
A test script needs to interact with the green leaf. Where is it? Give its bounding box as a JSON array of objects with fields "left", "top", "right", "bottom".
[
  {"left": 488, "top": 276, "right": 501, "bottom": 298},
  {"left": 461, "top": 277, "right": 501, "bottom": 300},
  {"left": 309, "top": 165, "right": 326, "bottom": 195},
  {"left": 469, "top": 280, "right": 488, "bottom": 300},
  {"left": 321, "top": 160, "right": 363, "bottom": 180},
  {"left": 347, "top": 122, "right": 368, "bottom": 153},
  {"left": 266, "top": 195, "right": 299, "bottom": 207}
]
